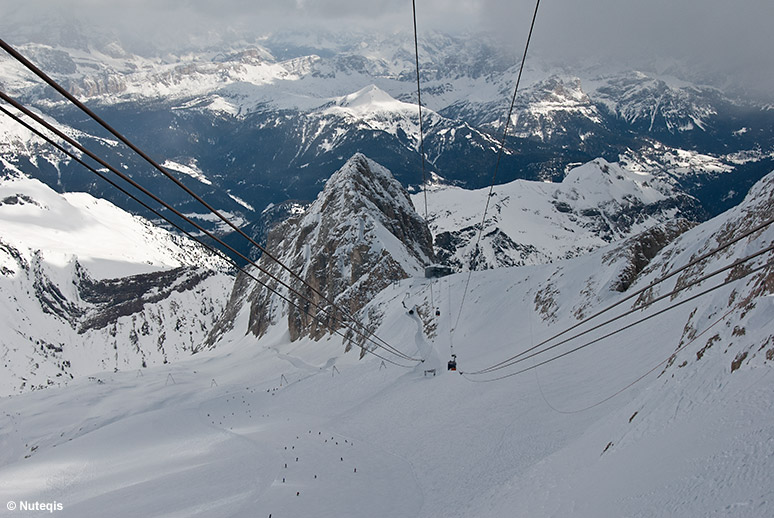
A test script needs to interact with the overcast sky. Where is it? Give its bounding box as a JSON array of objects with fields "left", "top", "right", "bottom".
[{"left": 4, "top": 0, "right": 773, "bottom": 99}]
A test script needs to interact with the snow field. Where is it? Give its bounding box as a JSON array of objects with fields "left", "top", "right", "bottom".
[
  {"left": 1, "top": 169, "right": 773, "bottom": 517},
  {"left": 0, "top": 408, "right": 272, "bottom": 517},
  {"left": 0, "top": 173, "right": 226, "bottom": 279},
  {"left": 0, "top": 247, "right": 772, "bottom": 517},
  {"left": 0, "top": 336, "right": 429, "bottom": 518}
]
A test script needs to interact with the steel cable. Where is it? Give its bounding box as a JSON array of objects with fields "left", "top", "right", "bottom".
[
  {"left": 0, "top": 37, "right": 410, "bottom": 364},
  {"left": 0, "top": 94, "right": 420, "bottom": 365},
  {"left": 462, "top": 257, "right": 773, "bottom": 382},
  {"left": 464, "top": 218, "right": 774, "bottom": 376},
  {"left": 452, "top": 0, "right": 542, "bottom": 337}
]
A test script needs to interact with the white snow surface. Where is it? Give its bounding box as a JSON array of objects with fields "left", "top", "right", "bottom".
[
  {"left": 416, "top": 158, "right": 678, "bottom": 267},
  {"left": 1, "top": 171, "right": 772, "bottom": 517},
  {"left": 0, "top": 171, "right": 225, "bottom": 279},
  {"left": 335, "top": 84, "right": 415, "bottom": 114},
  {"left": 162, "top": 159, "right": 213, "bottom": 186},
  {"left": 0, "top": 170, "right": 235, "bottom": 395}
]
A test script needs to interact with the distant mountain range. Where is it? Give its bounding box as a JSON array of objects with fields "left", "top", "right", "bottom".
[
  {"left": 1, "top": 29, "right": 771, "bottom": 263},
  {"left": 1, "top": 20, "right": 773, "bottom": 518},
  {"left": 0, "top": 148, "right": 735, "bottom": 394}
]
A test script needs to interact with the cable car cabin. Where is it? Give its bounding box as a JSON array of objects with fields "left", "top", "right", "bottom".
[
  {"left": 447, "top": 354, "right": 457, "bottom": 371},
  {"left": 425, "top": 264, "right": 454, "bottom": 279}
]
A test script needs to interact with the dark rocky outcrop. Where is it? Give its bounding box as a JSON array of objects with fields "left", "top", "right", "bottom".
[{"left": 206, "top": 153, "right": 434, "bottom": 350}]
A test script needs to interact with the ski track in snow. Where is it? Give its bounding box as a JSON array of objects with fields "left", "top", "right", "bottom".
[{"left": 408, "top": 306, "right": 441, "bottom": 372}]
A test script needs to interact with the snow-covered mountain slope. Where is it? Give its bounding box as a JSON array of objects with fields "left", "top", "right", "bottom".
[
  {"left": 0, "top": 170, "right": 225, "bottom": 278},
  {"left": 417, "top": 157, "right": 702, "bottom": 270},
  {"left": 444, "top": 75, "right": 603, "bottom": 139},
  {"left": 589, "top": 71, "right": 721, "bottom": 133},
  {"left": 0, "top": 171, "right": 233, "bottom": 395},
  {"left": 244, "top": 83, "right": 505, "bottom": 184},
  {"left": 0, "top": 29, "right": 508, "bottom": 111},
  {"left": 3, "top": 33, "right": 758, "bottom": 153},
  {"left": 0, "top": 103, "right": 259, "bottom": 238},
  {"left": 0, "top": 167, "right": 771, "bottom": 517},
  {"left": 206, "top": 153, "right": 434, "bottom": 347},
  {"left": 479, "top": 169, "right": 774, "bottom": 518}
]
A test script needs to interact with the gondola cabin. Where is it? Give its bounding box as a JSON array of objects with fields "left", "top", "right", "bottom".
[{"left": 425, "top": 264, "right": 454, "bottom": 279}]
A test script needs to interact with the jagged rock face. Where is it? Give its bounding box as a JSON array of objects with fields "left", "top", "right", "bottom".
[
  {"left": 209, "top": 153, "right": 434, "bottom": 347},
  {"left": 0, "top": 245, "right": 231, "bottom": 395},
  {"left": 602, "top": 219, "right": 697, "bottom": 292},
  {"left": 610, "top": 170, "right": 774, "bottom": 387},
  {"left": 615, "top": 171, "right": 774, "bottom": 376}
]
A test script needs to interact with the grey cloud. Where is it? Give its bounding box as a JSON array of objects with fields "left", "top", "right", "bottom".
[{"left": 3, "top": 0, "right": 772, "bottom": 99}]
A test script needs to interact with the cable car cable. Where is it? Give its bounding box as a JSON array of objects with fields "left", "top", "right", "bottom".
[
  {"left": 411, "top": 0, "right": 436, "bottom": 315},
  {"left": 467, "top": 242, "right": 774, "bottom": 375},
  {"left": 0, "top": 105, "right": 208, "bottom": 246},
  {"left": 0, "top": 37, "right": 409, "bottom": 364},
  {"left": 0, "top": 92, "right": 420, "bottom": 365},
  {"left": 412, "top": 0, "right": 430, "bottom": 233},
  {"left": 464, "top": 221, "right": 774, "bottom": 375},
  {"left": 451, "top": 0, "right": 541, "bottom": 338},
  {"left": 534, "top": 297, "right": 743, "bottom": 414},
  {"left": 0, "top": 103, "right": 416, "bottom": 368},
  {"left": 460, "top": 257, "right": 772, "bottom": 382},
  {"left": 0, "top": 102, "right": 417, "bottom": 368},
  {"left": 471, "top": 240, "right": 774, "bottom": 375}
]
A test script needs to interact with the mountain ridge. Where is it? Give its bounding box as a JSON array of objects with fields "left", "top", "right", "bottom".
[
  {"left": 205, "top": 153, "right": 434, "bottom": 350},
  {"left": 419, "top": 157, "right": 704, "bottom": 270},
  {"left": 1, "top": 35, "right": 771, "bottom": 280}
]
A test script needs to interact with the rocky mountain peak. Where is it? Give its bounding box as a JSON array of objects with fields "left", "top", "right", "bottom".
[
  {"left": 535, "top": 76, "right": 589, "bottom": 103},
  {"left": 207, "top": 153, "right": 434, "bottom": 348},
  {"left": 316, "top": 153, "right": 434, "bottom": 265}
]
